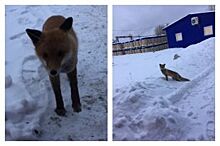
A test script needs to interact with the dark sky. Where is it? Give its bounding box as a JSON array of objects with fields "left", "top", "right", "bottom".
[{"left": 113, "top": 5, "right": 210, "bottom": 37}]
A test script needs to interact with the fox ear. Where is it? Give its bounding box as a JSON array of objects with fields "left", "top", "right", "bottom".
[
  {"left": 60, "top": 17, "right": 73, "bottom": 31},
  {"left": 26, "top": 29, "right": 42, "bottom": 46}
]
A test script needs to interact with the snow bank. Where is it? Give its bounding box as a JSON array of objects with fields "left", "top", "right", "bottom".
[
  {"left": 113, "top": 37, "right": 214, "bottom": 89},
  {"left": 6, "top": 55, "right": 49, "bottom": 140},
  {"left": 113, "top": 38, "right": 215, "bottom": 140},
  {"left": 114, "top": 86, "right": 191, "bottom": 140},
  {"left": 5, "top": 82, "right": 49, "bottom": 140}
]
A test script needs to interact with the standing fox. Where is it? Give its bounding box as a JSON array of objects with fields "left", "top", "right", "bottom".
[
  {"left": 26, "top": 15, "right": 81, "bottom": 116},
  {"left": 159, "top": 64, "right": 190, "bottom": 81}
]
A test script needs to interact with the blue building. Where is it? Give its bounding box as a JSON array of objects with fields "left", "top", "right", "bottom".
[{"left": 163, "top": 11, "right": 215, "bottom": 48}]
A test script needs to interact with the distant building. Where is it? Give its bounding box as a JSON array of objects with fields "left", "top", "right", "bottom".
[{"left": 163, "top": 11, "right": 215, "bottom": 48}]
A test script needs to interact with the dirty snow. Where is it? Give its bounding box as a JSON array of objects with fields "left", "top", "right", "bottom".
[
  {"left": 5, "top": 5, "right": 107, "bottom": 140},
  {"left": 113, "top": 38, "right": 215, "bottom": 140}
]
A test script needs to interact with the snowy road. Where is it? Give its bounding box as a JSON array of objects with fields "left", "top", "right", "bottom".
[{"left": 6, "top": 5, "right": 107, "bottom": 140}]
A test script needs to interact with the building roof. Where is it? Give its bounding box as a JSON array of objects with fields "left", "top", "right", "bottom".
[{"left": 163, "top": 11, "right": 214, "bottom": 30}]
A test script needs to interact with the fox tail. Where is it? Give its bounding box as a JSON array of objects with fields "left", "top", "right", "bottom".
[{"left": 180, "top": 77, "right": 190, "bottom": 81}]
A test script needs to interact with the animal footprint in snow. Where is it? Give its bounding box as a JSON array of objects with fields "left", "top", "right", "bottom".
[
  {"left": 187, "top": 111, "right": 193, "bottom": 117},
  {"left": 49, "top": 116, "right": 62, "bottom": 127},
  {"left": 22, "top": 55, "right": 40, "bottom": 81},
  {"left": 5, "top": 75, "right": 12, "bottom": 88},
  {"left": 83, "top": 95, "right": 96, "bottom": 105},
  {"left": 206, "top": 121, "right": 215, "bottom": 140},
  {"left": 206, "top": 110, "right": 214, "bottom": 118}
]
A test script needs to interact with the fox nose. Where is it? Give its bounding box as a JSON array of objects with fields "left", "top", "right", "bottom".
[{"left": 50, "top": 70, "right": 58, "bottom": 76}]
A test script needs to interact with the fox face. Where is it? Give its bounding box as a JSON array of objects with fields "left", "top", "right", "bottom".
[
  {"left": 159, "top": 64, "right": 166, "bottom": 69},
  {"left": 26, "top": 17, "right": 77, "bottom": 76},
  {"left": 34, "top": 30, "right": 75, "bottom": 76}
]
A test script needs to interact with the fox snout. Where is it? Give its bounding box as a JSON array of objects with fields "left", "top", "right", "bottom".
[
  {"left": 40, "top": 59, "right": 61, "bottom": 76},
  {"left": 50, "top": 69, "right": 58, "bottom": 76},
  {"left": 48, "top": 67, "right": 63, "bottom": 76}
]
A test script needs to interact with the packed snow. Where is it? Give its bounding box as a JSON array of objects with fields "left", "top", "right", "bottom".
[
  {"left": 113, "top": 38, "right": 215, "bottom": 140},
  {"left": 5, "top": 5, "right": 107, "bottom": 140}
]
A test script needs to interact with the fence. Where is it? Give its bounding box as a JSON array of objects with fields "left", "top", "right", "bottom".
[{"left": 113, "top": 35, "right": 168, "bottom": 56}]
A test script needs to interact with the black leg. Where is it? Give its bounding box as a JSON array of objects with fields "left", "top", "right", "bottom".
[
  {"left": 49, "top": 75, "right": 66, "bottom": 116},
  {"left": 67, "top": 68, "right": 81, "bottom": 112},
  {"left": 165, "top": 75, "right": 168, "bottom": 81}
]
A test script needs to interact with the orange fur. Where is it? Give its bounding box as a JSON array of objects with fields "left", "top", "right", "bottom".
[
  {"left": 159, "top": 64, "right": 190, "bottom": 81},
  {"left": 26, "top": 15, "right": 81, "bottom": 116}
]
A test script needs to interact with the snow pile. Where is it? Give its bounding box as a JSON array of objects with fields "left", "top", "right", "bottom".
[
  {"left": 5, "top": 82, "right": 48, "bottom": 140},
  {"left": 114, "top": 90, "right": 190, "bottom": 140},
  {"left": 6, "top": 5, "right": 107, "bottom": 140},
  {"left": 113, "top": 38, "right": 215, "bottom": 140}
]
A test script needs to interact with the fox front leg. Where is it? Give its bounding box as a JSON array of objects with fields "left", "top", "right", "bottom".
[
  {"left": 165, "top": 75, "right": 168, "bottom": 81},
  {"left": 67, "top": 68, "right": 82, "bottom": 113},
  {"left": 49, "top": 75, "right": 66, "bottom": 116}
]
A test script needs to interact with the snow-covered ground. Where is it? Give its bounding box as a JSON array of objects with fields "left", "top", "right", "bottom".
[
  {"left": 113, "top": 38, "right": 215, "bottom": 140},
  {"left": 5, "top": 5, "right": 107, "bottom": 140}
]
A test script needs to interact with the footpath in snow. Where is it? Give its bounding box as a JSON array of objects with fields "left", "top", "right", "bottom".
[{"left": 113, "top": 38, "right": 215, "bottom": 140}]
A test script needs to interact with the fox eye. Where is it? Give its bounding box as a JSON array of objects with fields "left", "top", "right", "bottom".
[
  {"left": 57, "top": 50, "right": 64, "bottom": 57},
  {"left": 42, "top": 52, "right": 48, "bottom": 59}
]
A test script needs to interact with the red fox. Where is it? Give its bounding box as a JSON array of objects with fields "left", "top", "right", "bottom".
[
  {"left": 26, "top": 15, "right": 81, "bottom": 116},
  {"left": 159, "top": 64, "right": 190, "bottom": 81}
]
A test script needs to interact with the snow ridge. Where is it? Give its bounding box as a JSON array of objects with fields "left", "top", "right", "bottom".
[{"left": 167, "top": 65, "right": 214, "bottom": 104}]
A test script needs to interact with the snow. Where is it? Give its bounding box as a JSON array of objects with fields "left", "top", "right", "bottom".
[
  {"left": 113, "top": 38, "right": 215, "bottom": 140},
  {"left": 5, "top": 5, "right": 107, "bottom": 140}
]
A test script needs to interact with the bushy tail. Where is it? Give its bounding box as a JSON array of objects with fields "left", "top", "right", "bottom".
[{"left": 180, "top": 77, "right": 190, "bottom": 81}]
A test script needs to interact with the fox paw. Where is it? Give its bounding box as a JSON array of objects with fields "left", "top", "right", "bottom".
[
  {"left": 55, "top": 108, "right": 66, "bottom": 116},
  {"left": 72, "top": 103, "right": 82, "bottom": 113}
]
